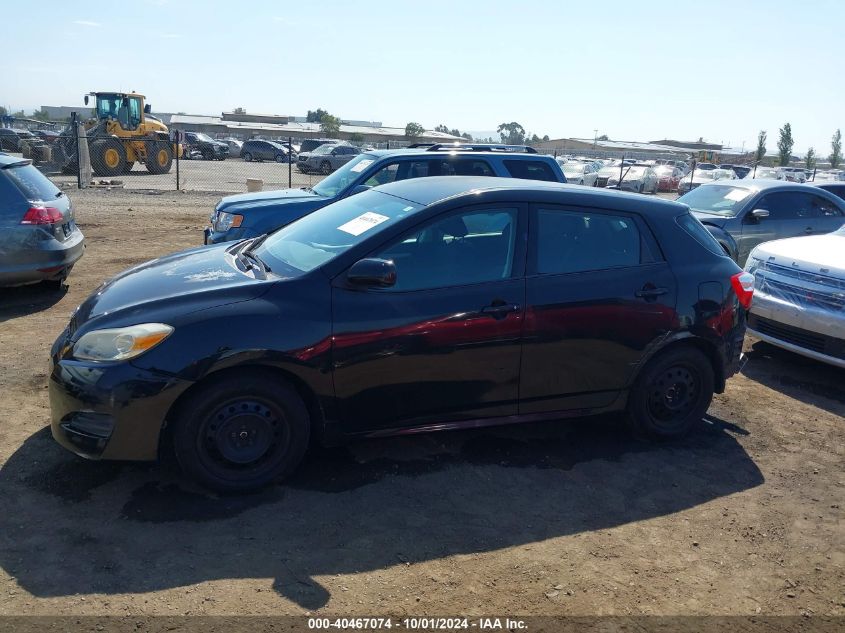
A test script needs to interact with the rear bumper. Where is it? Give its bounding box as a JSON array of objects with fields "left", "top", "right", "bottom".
[{"left": 0, "top": 228, "right": 85, "bottom": 286}]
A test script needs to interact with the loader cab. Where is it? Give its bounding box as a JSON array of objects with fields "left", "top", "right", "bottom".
[{"left": 86, "top": 92, "right": 144, "bottom": 132}]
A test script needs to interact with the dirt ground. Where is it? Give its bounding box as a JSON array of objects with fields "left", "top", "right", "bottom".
[{"left": 0, "top": 188, "right": 842, "bottom": 617}]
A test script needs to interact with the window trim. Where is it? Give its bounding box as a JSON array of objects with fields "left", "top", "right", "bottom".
[
  {"left": 338, "top": 202, "right": 529, "bottom": 294},
  {"left": 526, "top": 203, "right": 663, "bottom": 278}
]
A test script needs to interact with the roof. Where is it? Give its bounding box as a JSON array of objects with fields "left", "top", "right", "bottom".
[
  {"left": 167, "top": 114, "right": 463, "bottom": 141},
  {"left": 374, "top": 175, "right": 688, "bottom": 214}
]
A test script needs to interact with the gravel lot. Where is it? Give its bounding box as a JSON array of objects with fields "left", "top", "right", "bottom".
[{"left": 0, "top": 188, "right": 842, "bottom": 617}]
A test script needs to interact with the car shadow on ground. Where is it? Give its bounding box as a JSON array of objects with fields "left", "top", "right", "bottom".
[
  {"left": 0, "top": 415, "right": 763, "bottom": 609},
  {"left": 0, "top": 283, "right": 67, "bottom": 323},
  {"left": 742, "top": 340, "right": 845, "bottom": 415}
]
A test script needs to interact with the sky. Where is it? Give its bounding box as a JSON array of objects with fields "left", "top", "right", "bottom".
[{"left": 2, "top": 0, "right": 843, "bottom": 155}]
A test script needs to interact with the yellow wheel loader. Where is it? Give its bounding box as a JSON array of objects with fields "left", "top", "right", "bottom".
[{"left": 55, "top": 92, "right": 182, "bottom": 177}]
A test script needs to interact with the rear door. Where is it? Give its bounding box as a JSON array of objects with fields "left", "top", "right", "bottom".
[
  {"left": 520, "top": 204, "right": 677, "bottom": 413},
  {"left": 331, "top": 203, "right": 527, "bottom": 432}
]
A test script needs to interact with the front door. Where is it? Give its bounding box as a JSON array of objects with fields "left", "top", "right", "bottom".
[
  {"left": 738, "top": 191, "right": 822, "bottom": 264},
  {"left": 331, "top": 204, "right": 526, "bottom": 433},
  {"left": 520, "top": 204, "right": 678, "bottom": 414}
]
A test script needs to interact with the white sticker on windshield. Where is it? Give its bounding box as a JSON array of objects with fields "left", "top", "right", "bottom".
[
  {"left": 724, "top": 188, "right": 751, "bottom": 202},
  {"left": 350, "top": 159, "right": 374, "bottom": 173},
  {"left": 337, "top": 212, "right": 390, "bottom": 236}
]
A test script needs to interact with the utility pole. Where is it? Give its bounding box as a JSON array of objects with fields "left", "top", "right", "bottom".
[{"left": 593, "top": 129, "right": 598, "bottom": 149}]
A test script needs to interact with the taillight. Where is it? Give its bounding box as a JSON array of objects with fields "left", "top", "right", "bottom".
[
  {"left": 21, "top": 206, "right": 63, "bottom": 225},
  {"left": 731, "top": 271, "right": 755, "bottom": 310}
]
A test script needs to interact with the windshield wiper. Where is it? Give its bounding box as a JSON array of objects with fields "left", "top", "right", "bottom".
[{"left": 239, "top": 235, "right": 272, "bottom": 274}]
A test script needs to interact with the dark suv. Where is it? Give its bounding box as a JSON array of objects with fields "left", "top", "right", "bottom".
[
  {"left": 50, "top": 177, "right": 750, "bottom": 491},
  {"left": 182, "top": 132, "right": 229, "bottom": 161},
  {"left": 205, "top": 144, "right": 566, "bottom": 243},
  {"left": 241, "top": 140, "right": 292, "bottom": 163}
]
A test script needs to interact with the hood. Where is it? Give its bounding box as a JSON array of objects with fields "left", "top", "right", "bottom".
[
  {"left": 217, "top": 187, "right": 326, "bottom": 212},
  {"left": 750, "top": 232, "right": 845, "bottom": 278},
  {"left": 71, "top": 243, "right": 269, "bottom": 333}
]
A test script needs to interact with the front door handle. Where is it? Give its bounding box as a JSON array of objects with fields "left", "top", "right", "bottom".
[
  {"left": 481, "top": 302, "right": 521, "bottom": 319},
  {"left": 804, "top": 227, "right": 814, "bottom": 234},
  {"left": 635, "top": 286, "right": 669, "bottom": 299}
]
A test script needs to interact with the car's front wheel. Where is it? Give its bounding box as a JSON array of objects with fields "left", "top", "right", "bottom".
[
  {"left": 320, "top": 160, "right": 332, "bottom": 175},
  {"left": 173, "top": 372, "right": 311, "bottom": 492},
  {"left": 242, "top": 152, "right": 252, "bottom": 162},
  {"left": 626, "top": 347, "right": 714, "bottom": 438}
]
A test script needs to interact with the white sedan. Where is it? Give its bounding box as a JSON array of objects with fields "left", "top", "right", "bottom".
[{"left": 562, "top": 162, "right": 599, "bottom": 186}]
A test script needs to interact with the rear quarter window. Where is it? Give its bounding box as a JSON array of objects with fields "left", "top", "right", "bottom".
[
  {"left": 504, "top": 159, "right": 558, "bottom": 182},
  {"left": 4, "top": 163, "right": 61, "bottom": 201},
  {"left": 676, "top": 213, "right": 726, "bottom": 257}
]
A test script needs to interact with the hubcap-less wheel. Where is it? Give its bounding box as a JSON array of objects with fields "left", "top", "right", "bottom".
[
  {"left": 647, "top": 365, "right": 699, "bottom": 429},
  {"left": 243, "top": 152, "right": 252, "bottom": 162},
  {"left": 198, "top": 398, "right": 290, "bottom": 474},
  {"left": 320, "top": 161, "right": 331, "bottom": 175},
  {"left": 104, "top": 148, "right": 120, "bottom": 169}
]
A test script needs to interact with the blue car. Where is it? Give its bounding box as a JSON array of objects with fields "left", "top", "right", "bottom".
[{"left": 204, "top": 144, "right": 566, "bottom": 244}]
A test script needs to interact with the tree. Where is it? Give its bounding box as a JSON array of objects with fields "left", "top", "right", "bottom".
[
  {"left": 233, "top": 107, "right": 246, "bottom": 114},
  {"left": 497, "top": 122, "right": 526, "bottom": 145},
  {"left": 404, "top": 122, "right": 424, "bottom": 139},
  {"left": 805, "top": 147, "right": 816, "bottom": 170},
  {"left": 530, "top": 133, "right": 541, "bottom": 143},
  {"left": 777, "top": 122, "right": 794, "bottom": 166},
  {"left": 755, "top": 130, "right": 767, "bottom": 162},
  {"left": 542, "top": 134, "right": 549, "bottom": 141},
  {"left": 830, "top": 129, "right": 842, "bottom": 169},
  {"left": 307, "top": 108, "right": 330, "bottom": 123},
  {"left": 32, "top": 108, "right": 51, "bottom": 121},
  {"left": 319, "top": 113, "right": 341, "bottom": 138},
  {"left": 597, "top": 134, "right": 609, "bottom": 141},
  {"left": 461, "top": 132, "right": 473, "bottom": 141},
  {"left": 434, "top": 124, "right": 449, "bottom": 134},
  {"left": 0, "top": 106, "right": 6, "bottom": 117}
]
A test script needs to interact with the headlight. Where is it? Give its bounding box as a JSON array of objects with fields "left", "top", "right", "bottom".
[
  {"left": 745, "top": 254, "right": 763, "bottom": 274},
  {"left": 73, "top": 323, "right": 174, "bottom": 362},
  {"left": 213, "top": 211, "right": 243, "bottom": 232}
]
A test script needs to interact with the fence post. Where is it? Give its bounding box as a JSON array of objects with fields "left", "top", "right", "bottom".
[
  {"left": 175, "top": 129, "right": 180, "bottom": 190},
  {"left": 72, "top": 112, "right": 82, "bottom": 189},
  {"left": 288, "top": 135, "right": 292, "bottom": 189}
]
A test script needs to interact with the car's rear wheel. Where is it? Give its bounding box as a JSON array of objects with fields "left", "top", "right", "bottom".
[
  {"left": 275, "top": 154, "right": 286, "bottom": 163},
  {"left": 320, "top": 160, "right": 332, "bottom": 175},
  {"left": 173, "top": 373, "right": 310, "bottom": 492},
  {"left": 242, "top": 152, "right": 252, "bottom": 162},
  {"left": 626, "top": 347, "right": 714, "bottom": 438}
]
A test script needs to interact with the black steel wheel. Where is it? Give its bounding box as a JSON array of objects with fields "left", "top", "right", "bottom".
[
  {"left": 320, "top": 160, "right": 332, "bottom": 175},
  {"left": 626, "top": 347, "right": 714, "bottom": 438},
  {"left": 173, "top": 372, "right": 310, "bottom": 492}
]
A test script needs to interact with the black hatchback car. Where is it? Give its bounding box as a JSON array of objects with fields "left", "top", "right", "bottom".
[{"left": 49, "top": 177, "right": 751, "bottom": 491}]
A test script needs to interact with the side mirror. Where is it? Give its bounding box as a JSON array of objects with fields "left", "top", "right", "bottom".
[
  {"left": 349, "top": 184, "right": 372, "bottom": 196},
  {"left": 347, "top": 258, "right": 396, "bottom": 288},
  {"left": 84, "top": 95, "right": 89, "bottom": 106},
  {"left": 144, "top": 103, "right": 151, "bottom": 113},
  {"left": 750, "top": 209, "right": 770, "bottom": 220}
]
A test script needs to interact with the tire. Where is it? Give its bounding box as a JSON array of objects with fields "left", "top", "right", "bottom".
[
  {"left": 90, "top": 138, "right": 126, "bottom": 177},
  {"left": 242, "top": 152, "right": 252, "bottom": 162},
  {"left": 275, "top": 154, "right": 286, "bottom": 163},
  {"left": 145, "top": 140, "right": 173, "bottom": 174},
  {"left": 320, "top": 160, "right": 332, "bottom": 175},
  {"left": 173, "top": 372, "right": 311, "bottom": 492},
  {"left": 626, "top": 347, "right": 714, "bottom": 438},
  {"left": 202, "top": 149, "right": 213, "bottom": 161}
]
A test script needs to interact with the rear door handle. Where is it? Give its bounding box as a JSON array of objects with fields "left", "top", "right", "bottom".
[
  {"left": 635, "top": 287, "right": 669, "bottom": 299},
  {"left": 481, "top": 302, "right": 521, "bottom": 318}
]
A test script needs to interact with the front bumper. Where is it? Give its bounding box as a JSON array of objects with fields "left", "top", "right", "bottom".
[
  {"left": 748, "top": 291, "right": 845, "bottom": 368},
  {"left": 48, "top": 348, "right": 193, "bottom": 460}
]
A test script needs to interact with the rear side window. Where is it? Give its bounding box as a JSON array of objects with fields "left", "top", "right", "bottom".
[
  {"left": 535, "top": 208, "right": 643, "bottom": 274},
  {"left": 504, "top": 159, "right": 558, "bottom": 182},
  {"left": 676, "top": 213, "right": 725, "bottom": 256},
  {"left": 4, "top": 163, "right": 61, "bottom": 201},
  {"left": 809, "top": 194, "right": 843, "bottom": 216}
]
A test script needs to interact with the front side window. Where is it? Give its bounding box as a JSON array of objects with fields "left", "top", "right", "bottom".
[
  {"left": 534, "top": 208, "right": 643, "bottom": 274},
  {"left": 372, "top": 207, "right": 519, "bottom": 291},
  {"left": 504, "top": 160, "right": 558, "bottom": 182},
  {"left": 756, "top": 192, "right": 815, "bottom": 220}
]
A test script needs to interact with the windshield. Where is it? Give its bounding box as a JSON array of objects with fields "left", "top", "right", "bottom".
[
  {"left": 624, "top": 167, "right": 646, "bottom": 178},
  {"left": 311, "top": 154, "right": 377, "bottom": 198},
  {"left": 254, "top": 189, "right": 421, "bottom": 276},
  {"left": 564, "top": 164, "right": 585, "bottom": 174},
  {"left": 195, "top": 133, "right": 214, "bottom": 143},
  {"left": 677, "top": 184, "right": 753, "bottom": 216},
  {"left": 96, "top": 95, "right": 123, "bottom": 119},
  {"left": 311, "top": 144, "right": 337, "bottom": 155},
  {"left": 754, "top": 168, "right": 779, "bottom": 178}
]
